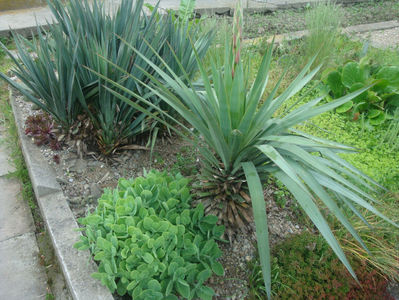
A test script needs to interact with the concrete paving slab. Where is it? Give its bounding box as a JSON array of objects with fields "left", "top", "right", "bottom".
[
  {"left": 0, "top": 0, "right": 275, "bottom": 37},
  {"left": 0, "top": 232, "right": 47, "bottom": 299},
  {"left": 0, "top": 177, "right": 34, "bottom": 242},
  {"left": 0, "top": 6, "right": 54, "bottom": 37},
  {"left": 0, "top": 145, "right": 15, "bottom": 176},
  {"left": 0, "top": 132, "right": 16, "bottom": 176}
]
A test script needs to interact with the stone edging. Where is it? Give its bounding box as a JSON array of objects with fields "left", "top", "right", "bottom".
[
  {"left": 9, "top": 89, "right": 113, "bottom": 300},
  {"left": 245, "top": 20, "right": 399, "bottom": 45}
]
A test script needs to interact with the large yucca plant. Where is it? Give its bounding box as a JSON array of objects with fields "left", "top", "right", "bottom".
[
  {"left": 1, "top": 0, "right": 213, "bottom": 154},
  {"left": 48, "top": 0, "right": 170, "bottom": 154},
  {"left": 89, "top": 3, "right": 397, "bottom": 298}
]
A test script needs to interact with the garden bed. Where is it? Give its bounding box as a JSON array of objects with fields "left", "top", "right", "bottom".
[
  {"left": 3, "top": 0, "right": 399, "bottom": 297},
  {"left": 11, "top": 87, "right": 305, "bottom": 299}
]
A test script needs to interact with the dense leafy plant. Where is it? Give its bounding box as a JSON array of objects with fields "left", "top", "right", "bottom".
[
  {"left": 95, "top": 3, "right": 398, "bottom": 298},
  {"left": 323, "top": 58, "right": 399, "bottom": 125},
  {"left": 0, "top": 0, "right": 213, "bottom": 155},
  {"left": 75, "top": 171, "right": 224, "bottom": 299},
  {"left": 248, "top": 232, "right": 395, "bottom": 300}
]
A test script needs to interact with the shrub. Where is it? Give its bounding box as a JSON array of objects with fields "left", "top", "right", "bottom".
[
  {"left": 75, "top": 171, "right": 224, "bottom": 299},
  {"left": 322, "top": 58, "right": 399, "bottom": 125},
  {"left": 0, "top": 0, "right": 213, "bottom": 154}
]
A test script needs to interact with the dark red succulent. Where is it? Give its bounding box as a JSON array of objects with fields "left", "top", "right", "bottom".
[{"left": 25, "top": 114, "right": 61, "bottom": 150}]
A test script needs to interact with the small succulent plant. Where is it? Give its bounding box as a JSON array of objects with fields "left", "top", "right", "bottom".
[{"left": 25, "top": 113, "right": 61, "bottom": 150}]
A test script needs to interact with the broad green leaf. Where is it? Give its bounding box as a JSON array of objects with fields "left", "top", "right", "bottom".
[
  {"left": 196, "top": 269, "right": 212, "bottom": 284},
  {"left": 336, "top": 101, "right": 353, "bottom": 113},
  {"left": 176, "top": 279, "right": 190, "bottom": 298},
  {"left": 376, "top": 66, "right": 399, "bottom": 88},
  {"left": 342, "top": 62, "right": 366, "bottom": 88},
  {"left": 211, "top": 261, "right": 224, "bottom": 276},
  {"left": 196, "top": 285, "right": 214, "bottom": 300},
  {"left": 147, "top": 279, "right": 162, "bottom": 291},
  {"left": 326, "top": 70, "right": 344, "bottom": 98},
  {"left": 143, "top": 253, "right": 154, "bottom": 264}
]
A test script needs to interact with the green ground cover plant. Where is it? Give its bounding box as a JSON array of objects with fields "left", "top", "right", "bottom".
[
  {"left": 301, "top": 106, "right": 399, "bottom": 192},
  {"left": 75, "top": 171, "right": 224, "bottom": 299}
]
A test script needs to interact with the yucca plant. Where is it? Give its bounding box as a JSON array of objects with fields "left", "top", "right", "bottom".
[
  {"left": 89, "top": 3, "right": 397, "bottom": 298},
  {"left": 0, "top": 26, "right": 84, "bottom": 129},
  {"left": 1, "top": 0, "right": 213, "bottom": 154},
  {"left": 47, "top": 0, "right": 168, "bottom": 154}
]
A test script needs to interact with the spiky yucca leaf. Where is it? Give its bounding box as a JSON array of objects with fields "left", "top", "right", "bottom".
[{"left": 90, "top": 24, "right": 397, "bottom": 300}]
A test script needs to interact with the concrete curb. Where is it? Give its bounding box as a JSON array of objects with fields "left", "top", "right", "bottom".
[
  {"left": 266, "top": 0, "right": 371, "bottom": 10},
  {"left": 246, "top": 20, "right": 399, "bottom": 45},
  {"left": 10, "top": 89, "right": 113, "bottom": 300}
]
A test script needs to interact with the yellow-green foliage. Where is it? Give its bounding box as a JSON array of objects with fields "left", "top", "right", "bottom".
[{"left": 300, "top": 110, "right": 399, "bottom": 192}]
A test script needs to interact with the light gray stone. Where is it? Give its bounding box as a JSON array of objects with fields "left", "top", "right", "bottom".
[
  {"left": 0, "top": 177, "right": 34, "bottom": 242},
  {"left": 70, "top": 158, "right": 87, "bottom": 174},
  {"left": 344, "top": 20, "right": 399, "bottom": 34},
  {"left": 388, "top": 281, "right": 399, "bottom": 300},
  {"left": 0, "top": 232, "right": 47, "bottom": 299},
  {"left": 0, "top": 133, "right": 16, "bottom": 177}
]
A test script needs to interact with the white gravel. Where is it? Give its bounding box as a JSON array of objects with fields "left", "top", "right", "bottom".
[{"left": 354, "top": 27, "right": 399, "bottom": 49}]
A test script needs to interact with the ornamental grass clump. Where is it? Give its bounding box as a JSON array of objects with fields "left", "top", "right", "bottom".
[
  {"left": 95, "top": 2, "right": 398, "bottom": 298},
  {"left": 304, "top": 0, "right": 343, "bottom": 68}
]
